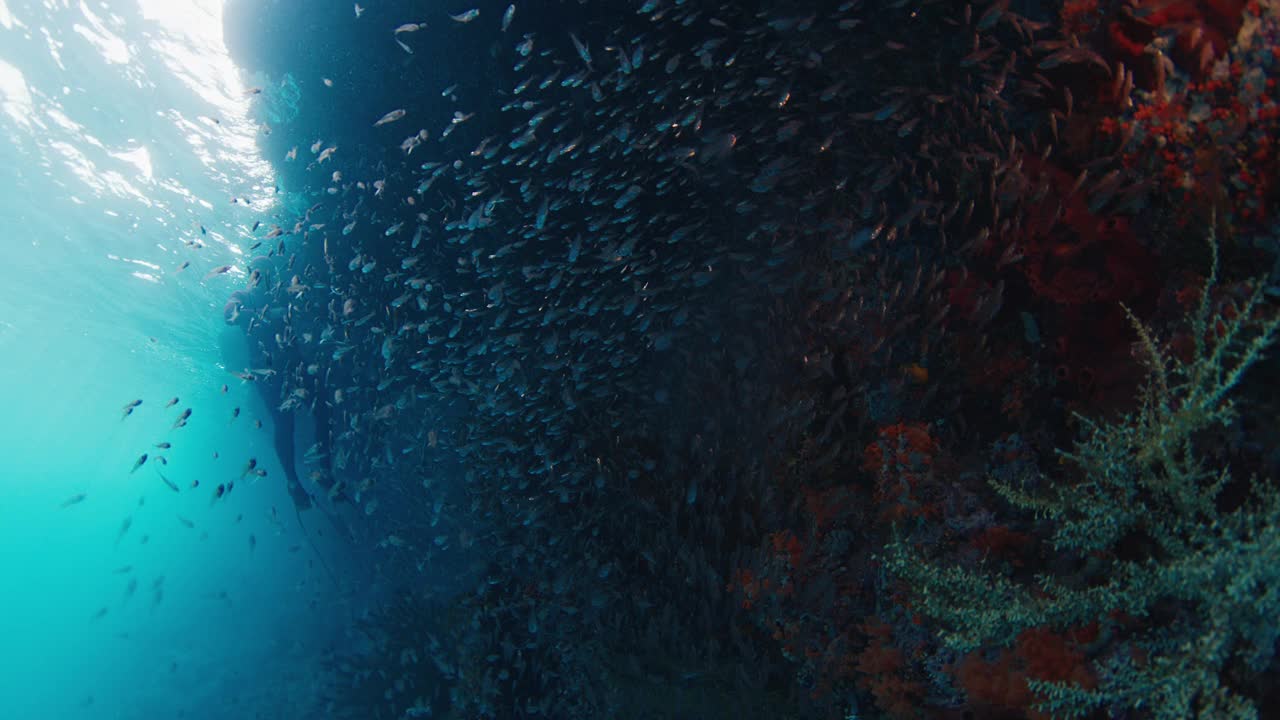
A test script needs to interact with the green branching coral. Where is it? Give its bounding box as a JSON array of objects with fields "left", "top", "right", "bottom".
[{"left": 885, "top": 229, "right": 1280, "bottom": 719}]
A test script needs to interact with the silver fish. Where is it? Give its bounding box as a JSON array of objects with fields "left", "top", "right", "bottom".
[
  {"left": 569, "top": 33, "right": 592, "bottom": 67},
  {"left": 374, "top": 109, "right": 407, "bottom": 127}
]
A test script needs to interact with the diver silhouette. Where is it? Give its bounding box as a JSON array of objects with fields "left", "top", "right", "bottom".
[
  {"left": 220, "top": 259, "right": 349, "bottom": 520},
  {"left": 220, "top": 272, "right": 352, "bottom": 584}
]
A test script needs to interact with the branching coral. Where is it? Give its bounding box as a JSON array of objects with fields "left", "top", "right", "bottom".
[{"left": 884, "top": 227, "right": 1280, "bottom": 718}]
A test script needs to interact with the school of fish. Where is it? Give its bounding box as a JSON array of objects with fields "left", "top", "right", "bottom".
[{"left": 91, "top": 0, "right": 1280, "bottom": 717}]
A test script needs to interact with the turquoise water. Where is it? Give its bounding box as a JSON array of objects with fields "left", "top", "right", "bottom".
[{"left": 0, "top": 2, "right": 343, "bottom": 716}]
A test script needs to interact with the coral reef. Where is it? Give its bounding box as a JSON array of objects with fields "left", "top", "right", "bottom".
[{"left": 885, "top": 230, "right": 1280, "bottom": 718}]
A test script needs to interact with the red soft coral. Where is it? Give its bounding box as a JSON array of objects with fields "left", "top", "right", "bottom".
[
  {"left": 1109, "top": 0, "right": 1247, "bottom": 83},
  {"left": 863, "top": 423, "right": 943, "bottom": 523},
  {"left": 856, "top": 620, "right": 927, "bottom": 720},
  {"left": 953, "top": 626, "right": 1098, "bottom": 720},
  {"left": 1009, "top": 156, "right": 1154, "bottom": 307}
]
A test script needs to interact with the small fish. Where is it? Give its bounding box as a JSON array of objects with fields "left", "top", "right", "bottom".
[
  {"left": 91, "top": 607, "right": 108, "bottom": 621},
  {"left": 164, "top": 397, "right": 178, "bottom": 408},
  {"left": 60, "top": 493, "right": 87, "bottom": 508},
  {"left": 156, "top": 471, "right": 179, "bottom": 493},
  {"left": 501, "top": 4, "right": 515, "bottom": 31},
  {"left": 177, "top": 515, "right": 194, "bottom": 529},
  {"left": 374, "top": 109, "right": 407, "bottom": 127},
  {"left": 121, "top": 399, "right": 142, "bottom": 420},
  {"left": 241, "top": 458, "right": 257, "bottom": 479},
  {"left": 569, "top": 33, "right": 592, "bottom": 67},
  {"left": 248, "top": 534, "right": 256, "bottom": 551},
  {"left": 354, "top": 3, "right": 363, "bottom": 18},
  {"left": 394, "top": 22, "right": 424, "bottom": 34},
  {"left": 113, "top": 565, "right": 132, "bottom": 574},
  {"left": 154, "top": 442, "right": 170, "bottom": 449},
  {"left": 204, "top": 265, "right": 233, "bottom": 280},
  {"left": 115, "top": 516, "right": 132, "bottom": 545},
  {"left": 450, "top": 8, "right": 479, "bottom": 22},
  {"left": 173, "top": 408, "right": 191, "bottom": 429},
  {"left": 130, "top": 454, "right": 148, "bottom": 474}
]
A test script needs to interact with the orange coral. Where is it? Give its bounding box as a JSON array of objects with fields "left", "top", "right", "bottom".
[
  {"left": 971, "top": 525, "right": 1032, "bottom": 566},
  {"left": 728, "top": 568, "right": 761, "bottom": 609},
  {"left": 862, "top": 422, "right": 936, "bottom": 473},
  {"left": 855, "top": 620, "right": 926, "bottom": 720},
  {"left": 953, "top": 626, "right": 1098, "bottom": 720},
  {"left": 802, "top": 485, "right": 855, "bottom": 532},
  {"left": 955, "top": 648, "right": 1035, "bottom": 714},
  {"left": 1011, "top": 156, "right": 1153, "bottom": 308},
  {"left": 769, "top": 529, "right": 806, "bottom": 570},
  {"left": 863, "top": 422, "right": 943, "bottom": 523},
  {"left": 1061, "top": 0, "right": 1102, "bottom": 36},
  {"left": 1108, "top": 0, "right": 1246, "bottom": 82},
  {"left": 1017, "top": 626, "right": 1098, "bottom": 690}
]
